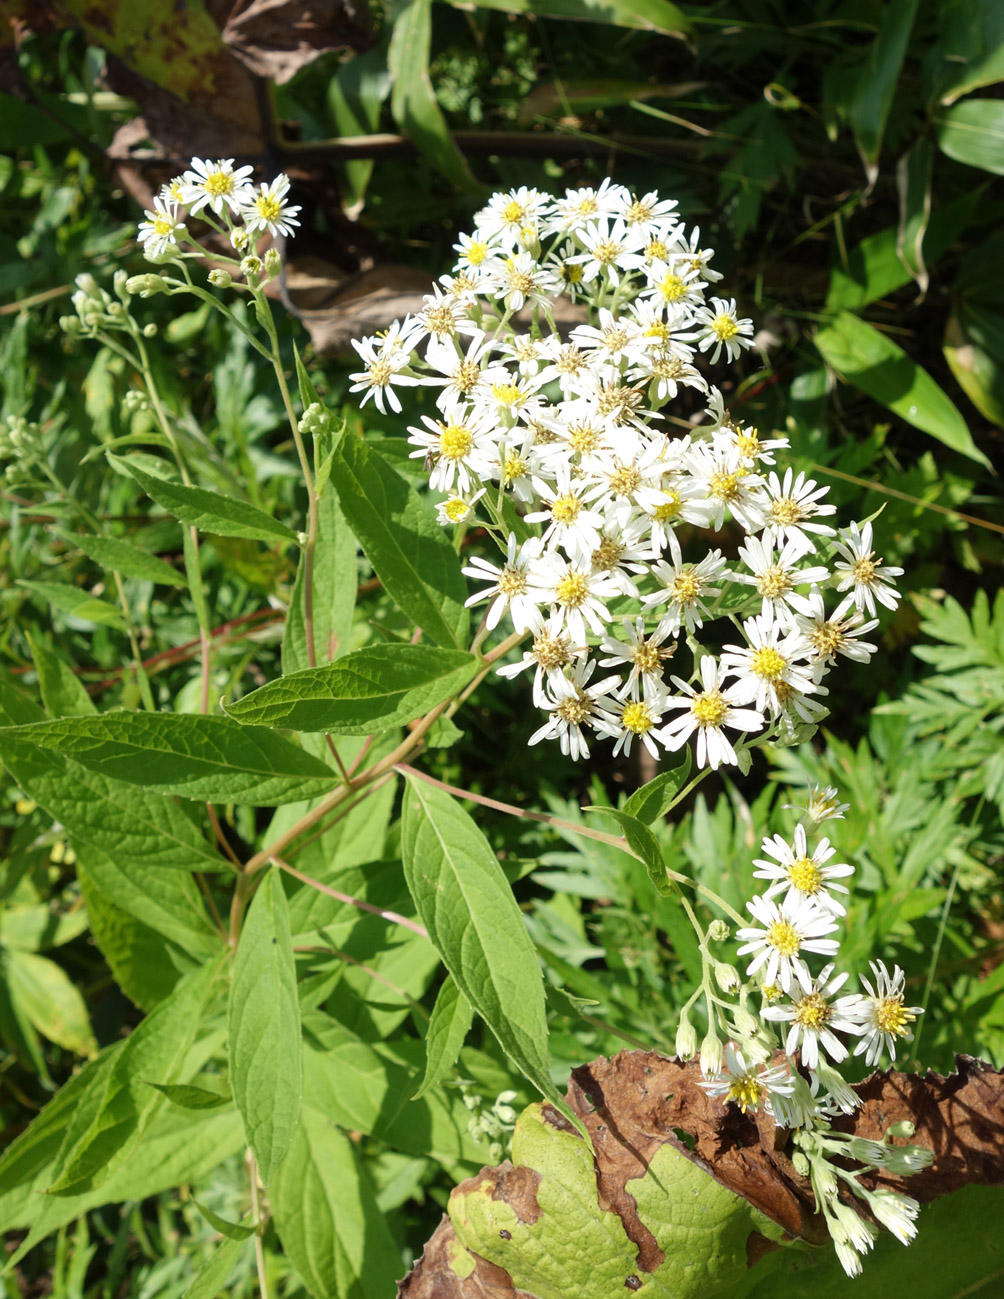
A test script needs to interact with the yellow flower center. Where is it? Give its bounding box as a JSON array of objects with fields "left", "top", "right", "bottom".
[
  {"left": 708, "top": 470, "right": 740, "bottom": 502},
  {"left": 550, "top": 492, "right": 581, "bottom": 524},
  {"left": 631, "top": 640, "right": 669, "bottom": 674},
  {"left": 465, "top": 240, "right": 489, "bottom": 264},
  {"left": 367, "top": 359, "right": 393, "bottom": 388},
  {"left": 556, "top": 348, "right": 585, "bottom": 374},
  {"left": 810, "top": 621, "right": 845, "bottom": 656},
  {"left": 736, "top": 428, "right": 760, "bottom": 456},
  {"left": 766, "top": 919, "right": 801, "bottom": 957},
  {"left": 591, "top": 538, "right": 623, "bottom": 571},
  {"left": 602, "top": 326, "right": 629, "bottom": 352},
  {"left": 554, "top": 572, "right": 588, "bottom": 607},
  {"left": 712, "top": 313, "right": 739, "bottom": 341},
  {"left": 503, "top": 452, "right": 527, "bottom": 484},
  {"left": 794, "top": 992, "right": 830, "bottom": 1030},
  {"left": 255, "top": 194, "right": 282, "bottom": 222},
  {"left": 622, "top": 701, "right": 655, "bottom": 735},
  {"left": 492, "top": 382, "right": 524, "bottom": 405},
  {"left": 567, "top": 422, "right": 600, "bottom": 455},
  {"left": 531, "top": 632, "right": 571, "bottom": 670},
  {"left": 672, "top": 571, "right": 700, "bottom": 603},
  {"left": 645, "top": 238, "right": 668, "bottom": 260},
  {"left": 442, "top": 498, "right": 469, "bottom": 522},
  {"left": 644, "top": 321, "right": 670, "bottom": 343},
  {"left": 626, "top": 198, "right": 653, "bottom": 224},
  {"left": 750, "top": 646, "right": 786, "bottom": 680},
  {"left": 769, "top": 497, "right": 803, "bottom": 526},
  {"left": 652, "top": 355, "right": 686, "bottom": 380},
  {"left": 497, "top": 566, "right": 527, "bottom": 597},
  {"left": 592, "top": 240, "right": 619, "bottom": 264},
  {"left": 203, "top": 169, "right": 234, "bottom": 197},
  {"left": 788, "top": 856, "right": 823, "bottom": 894},
  {"left": 576, "top": 196, "right": 598, "bottom": 215},
  {"left": 609, "top": 464, "right": 642, "bottom": 496},
  {"left": 761, "top": 983, "right": 783, "bottom": 1003},
  {"left": 660, "top": 274, "right": 686, "bottom": 301},
  {"left": 439, "top": 423, "right": 473, "bottom": 460},
  {"left": 653, "top": 489, "right": 681, "bottom": 521},
  {"left": 561, "top": 262, "right": 584, "bottom": 284},
  {"left": 424, "top": 303, "right": 456, "bottom": 336},
  {"left": 506, "top": 264, "right": 535, "bottom": 294},
  {"left": 502, "top": 200, "right": 525, "bottom": 224},
  {"left": 556, "top": 691, "right": 593, "bottom": 725},
  {"left": 728, "top": 1075, "right": 765, "bottom": 1113},
  {"left": 852, "top": 556, "right": 878, "bottom": 585},
  {"left": 757, "top": 566, "right": 791, "bottom": 600},
  {"left": 874, "top": 997, "right": 915, "bottom": 1037},
  {"left": 691, "top": 690, "right": 728, "bottom": 727}
]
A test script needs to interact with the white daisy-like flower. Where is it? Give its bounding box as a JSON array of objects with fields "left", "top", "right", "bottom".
[
  {"left": 785, "top": 588, "right": 878, "bottom": 666},
  {"left": 761, "top": 964, "right": 865, "bottom": 1068},
  {"left": 659, "top": 655, "right": 764, "bottom": 770},
  {"left": 436, "top": 488, "right": 485, "bottom": 527},
  {"left": 784, "top": 784, "right": 851, "bottom": 828},
  {"left": 568, "top": 217, "right": 642, "bottom": 287},
  {"left": 687, "top": 444, "right": 767, "bottom": 533},
  {"left": 570, "top": 307, "right": 643, "bottom": 374},
  {"left": 453, "top": 230, "right": 495, "bottom": 273},
  {"left": 641, "top": 532, "right": 728, "bottom": 636},
  {"left": 852, "top": 960, "right": 923, "bottom": 1066},
  {"left": 598, "top": 617, "right": 675, "bottom": 699},
  {"left": 752, "top": 824, "right": 855, "bottom": 915},
  {"left": 593, "top": 688, "right": 675, "bottom": 759},
  {"left": 670, "top": 224, "right": 723, "bottom": 282},
  {"left": 413, "top": 286, "right": 481, "bottom": 344},
  {"left": 526, "top": 554, "right": 621, "bottom": 645},
  {"left": 496, "top": 610, "right": 585, "bottom": 706},
  {"left": 545, "top": 179, "right": 629, "bottom": 235},
  {"left": 640, "top": 259, "right": 706, "bottom": 314},
  {"left": 762, "top": 467, "right": 837, "bottom": 550},
  {"left": 524, "top": 466, "right": 605, "bottom": 561},
  {"left": 407, "top": 402, "right": 501, "bottom": 495},
  {"left": 488, "top": 251, "right": 560, "bottom": 312},
  {"left": 700, "top": 1042, "right": 796, "bottom": 1115},
  {"left": 348, "top": 323, "right": 422, "bottom": 414},
  {"left": 735, "top": 535, "right": 830, "bottom": 620},
  {"left": 620, "top": 189, "right": 681, "bottom": 235},
  {"left": 475, "top": 186, "right": 549, "bottom": 248},
  {"left": 695, "top": 296, "right": 755, "bottom": 363},
  {"left": 424, "top": 332, "right": 494, "bottom": 409},
  {"left": 735, "top": 894, "right": 840, "bottom": 994},
  {"left": 462, "top": 533, "right": 544, "bottom": 633},
  {"left": 720, "top": 613, "right": 818, "bottom": 715},
  {"left": 240, "top": 174, "right": 301, "bottom": 237},
  {"left": 833, "top": 520, "right": 904, "bottom": 616},
  {"left": 181, "top": 157, "right": 255, "bottom": 216},
  {"left": 527, "top": 658, "right": 621, "bottom": 761},
  {"left": 137, "top": 196, "right": 186, "bottom": 258}
]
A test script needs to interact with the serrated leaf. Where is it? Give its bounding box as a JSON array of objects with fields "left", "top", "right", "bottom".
[
  {"left": 623, "top": 751, "right": 692, "bottom": 825},
  {"left": 17, "top": 579, "right": 125, "bottom": 626},
  {"left": 401, "top": 777, "right": 567, "bottom": 1119},
  {"left": 329, "top": 435, "right": 470, "bottom": 648},
  {"left": 414, "top": 975, "right": 473, "bottom": 1098},
  {"left": 4, "top": 950, "right": 97, "bottom": 1058},
  {"left": 283, "top": 488, "right": 357, "bottom": 674},
  {"left": 61, "top": 530, "right": 187, "bottom": 586},
  {"left": 814, "top": 311, "right": 989, "bottom": 466},
  {"left": 389, "top": 0, "right": 479, "bottom": 193},
  {"left": 585, "top": 806, "right": 672, "bottom": 896},
  {"left": 148, "top": 1081, "right": 231, "bottom": 1110},
  {"left": 47, "top": 956, "right": 223, "bottom": 1195},
  {"left": 228, "top": 644, "right": 479, "bottom": 734},
  {"left": 936, "top": 97, "right": 1004, "bottom": 175},
  {"left": 228, "top": 868, "right": 301, "bottom": 1184},
  {"left": 3, "top": 712, "right": 337, "bottom": 805},
  {"left": 449, "top": 0, "right": 688, "bottom": 35},
  {"left": 271, "top": 1104, "right": 403, "bottom": 1299},
  {"left": 192, "top": 1198, "right": 255, "bottom": 1240},
  {"left": 108, "top": 453, "right": 296, "bottom": 543},
  {"left": 26, "top": 632, "right": 97, "bottom": 718}
]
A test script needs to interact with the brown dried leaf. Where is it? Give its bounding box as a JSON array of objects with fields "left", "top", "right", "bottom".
[
  {"left": 399, "top": 1214, "right": 538, "bottom": 1298},
  {"left": 220, "top": 0, "right": 373, "bottom": 84}
]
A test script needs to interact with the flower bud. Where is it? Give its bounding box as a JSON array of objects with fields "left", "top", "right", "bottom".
[
  {"left": 240, "top": 254, "right": 262, "bottom": 281},
  {"left": 882, "top": 1143, "right": 934, "bottom": 1176},
  {"left": 714, "top": 962, "right": 741, "bottom": 994},
  {"left": 75, "top": 272, "right": 99, "bottom": 299},
  {"left": 263, "top": 247, "right": 282, "bottom": 278},
  {"left": 208, "top": 268, "right": 233, "bottom": 289},
  {"left": 699, "top": 1029, "right": 722, "bottom": 1077},
  {"left": 732, "top": 1006, "right": 760, "bottom": 1038},
  {"left": 113, "top": 268, "right": 130, "bottom": 298},
  {"left": 707, "top": 919, "right": 729, "bottom": 943},
  {"left": 886, "top": 1120, "right": 915, "bottom": 1139},
  {"left": 126, "top": 274, "right": 167, "bottom": 297},
  {"left": 142, "top": 323, "right": 158, "bottom": 338},
  {"left": 791, "top": 1151, "right": 810, "bottom": 1177},
  {"left": 675, "top": 1016, "right": 697, "bottom": 1061}
]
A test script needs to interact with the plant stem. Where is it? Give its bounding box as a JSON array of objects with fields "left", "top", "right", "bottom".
[
  {"left": 248, "top": 1151, "right": 270, "bottom": 1299},
  {"left": 272, "top": 856, "right": 428, "bottom": 937}
]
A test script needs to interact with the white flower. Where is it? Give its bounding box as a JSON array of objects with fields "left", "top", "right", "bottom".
[
  {"left": 735, "top": 894, "right": 840, "bottom": 994},
  {"left": 462, "top": 534, "right": 543, "bottom": 633},
  {"left": 593, "top": 689, "right": 675, "bottom": 759},
  {"left": 240, "top": 174, "right": 301, "bottom": 237},
  {"left": 568, "top": 217, "right": 641, "bottom": 287},
  {"left": 526, "top": 553, "right": 621, "bottom": 645},
  {"left": 527, "top": 659, "right": 621, "bottom": 761},
  {"left": 762, "top": 467, "right": 836, "bottom": 550},
  {"left": 852, "top": 961, "right": 923, "bottom": 1066},
  {"left": 640, "top": 259, "right": 706, "bottom": 313},
  {"left": 181, "top": 157, "right": 254, "bottom": 216},
  {"left": 832, "top": 520, "right": 903, "bottom": 616},
  {"left": 545, "top": 179, "right": 628, "bottom": 234},
  {"left": 488, "top": 251, "right": 560, "bottom": 312},
  {"left": 570, "top": 307, "right": 643, "bottom": 373},
  {"left": 761, "top": 964, "right": 864, "bottom": 1068},
  {"left": 496, "top": 610, "right": 585, "bottom": 706},
  {"left": 752, "top": 824, "right": 855, "bottom": 915},
  {"left": 348, "top": 322, "right": 422, "bottom": 414},
  {"left": 659, "top": 655, "right": 764, "bottom": 771},
  {"left": 641, "top": 532, "right": 728, "bottom": 636},
  {"left": 785, "top": 588, "right": 878, "bottom": 666},
  {"left": 696, "top": 296, "right": 755, "bottom": 363},
  {"left": 700, "top": 1043, "right": 796, "bottom": 1115},
  {"left": 475, "top": 186, "right": 550, "bottom": 248},
  {"left": 687, "top": 444, "right": 767, "bottom": 532},
  {"left": 598, "top": 617, "right": 675, "bottom": 699},
  {"left": 524, "top": 465, "right": 605, "bottom": 561},
  {"left": 784, "top": 784, "right": 850, "bottom": 829},
  {"left": 734, "top": 535, "right": 830, "bottom": 620},
  {"left": 423, "top": 332, "right": 494, "bottom": 409},
  {"left": 407, "top": 401, "right": 500, "bottom": 494},
  {"left": 138, "top": 196, "right": 186, "bottom": 258},
  {"left": 720, "top": 613, "right": 818, "bottom": 715},
  {"left": 436, "top": 489, "right": 485, "bottom": 526}
]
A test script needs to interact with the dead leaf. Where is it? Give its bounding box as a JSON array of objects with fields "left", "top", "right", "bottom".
[
  {"left": 220, "top": 0, "right": 372, "bottom": 84},
  {"left": 399, "top": 1214, "right": 538, "bottom": 1298}
]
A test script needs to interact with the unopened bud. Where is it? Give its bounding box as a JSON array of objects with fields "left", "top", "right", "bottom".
[
  {"left": 732, "top": 1007, "right": 760, "bottom": 1038},
  {"left": 240, "top": 255, "right": 262, "bottom": 281},
  {"left": 675, "top": 1017, "right": 697, "bottom": 1061},
  {"left": 208, "top": 269, "right": 232, "bottom": 289},
  {"left": 142, "top": 322, "right": 158, "bottom": 337},
  {"left": 699, "top": 1030, "right": 722, "bottom": 1077},
  {"left": 126, "top": 274, "right": 166, "bottom": 297},
  {"left": 75, "top": 272, "right": 99, "bottom": 298},
  {"left": 113, "top": 268, "right": 130, "bottom": 298},
  {"left": 791, "top": 1151, "right": 810, "bottom": 1177},
  {"left": 886, "top": 1120, "right": 916, "bottom": 1140},
  {"left": 263, "top": 247, "right": 282, "bottom": 278},
  {"left": 714, "top": 962, "right": 741, "bottom": 994},
  {"left": 708, "top": 919, "right": 729, "bottom": 943}
]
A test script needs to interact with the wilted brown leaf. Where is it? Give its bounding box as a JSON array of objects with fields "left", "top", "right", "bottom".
[
  {"left": 399, "top": 1214, "right": 539, "bottom": 1298},
  {"left": 220, "top": 0, "right": 372, "bottom": 84}
]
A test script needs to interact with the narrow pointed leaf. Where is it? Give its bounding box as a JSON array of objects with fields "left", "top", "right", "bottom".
[
  {"left": 623, "top": 751, "right": 692, "bottom": 824},
  {"left": 26, "top": 632, "right": 97, "bottom": 717},
  {"left": 60, "top": 530, "right": 187, "bottom": 586},
  {"left": 414, "top": 974, "right": 473, "bottom": 1098},
  {"left": 586, "top": 806, "right": 673, "bottom": 896}
]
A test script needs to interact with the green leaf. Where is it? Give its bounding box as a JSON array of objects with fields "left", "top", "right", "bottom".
[
  {"left": 330, "top": 435, "right": 470, "bottom": 648},
  {"left": 0, "top": 902, "right": 89, "bottom": 952},
  {"left": 108, "top": 453, "right": 296, "bottom": 543},
  {"left": 271, "top": 1104, "right": 403, "bottom": 1299},
  {"left": 414, "top": 974, "right": 473, "bottom": 1098},
  {"left": 389, "top": 0, "right": 479, "bottom": 192},
  {"left": 228, "top": 868, "right": 301, "bottom": 1184},
  {"left": 78, "top": 866, "right": 192, "bottom": 1009},
  {"left": 47, "top": 955, "right": 223, "bottom": 1195},
  {"left": 895, "top": 137, "right": 934, "bottom": 293},
  {"left": 148, "top": 1081, "right": 231, "bottom": 1110},
  {"left": 448, "top": 0, "right": 688, "bottom": 35},
  {"left": 944, "top": 301, "right": 1004, "bottom": 428},
  {"left": 60, "top": 530, "right": 188, "bottom": 586},
  {"left": 181, "top": 1236, "right": 249, "bottom": 1299},
  {"left": 936, "top": 0, "right": 1004, "bottom": 105},
  {"left": 814, "top": 311, "right": 989, "bottom": 466},
  {"left": 936, "top": 97, "right": 1004, "bottom": 175},
  {"left": 227, "top": 644, "right": 479, "bottom": 734},
  {"left": 847, "top": 0, "right": 918, "bottom": 173},
  {"left": 17, "top": 579, "right": 125, "bottom": 627},
  {"left": 623, "top": 751, "right": 692, "bottom": 825},
  {"left": 4, "top": 712, "right": 337, "bottom": 805},
  {"left": 282, "top": 488, "right": 357, "bottom": 674},
  {"left": 192, "top": 1198, "right": 255, "bottom": 1240},
  {"left": 585, "top": 806, "right": 672, "bottom": 896},
  {"left": 401, "top": 777, "right": 566, "bottom": 1117},
  {"left": 4, "top": 950, "right": 97, "bottom": 1058},
  {"left": 26, "top": 632, "right": 97, "bottom": 718}
]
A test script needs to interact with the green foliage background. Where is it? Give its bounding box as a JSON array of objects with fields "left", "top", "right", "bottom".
[{"left": 1, "top": 0, "right": 1003, "bottom": 1294}]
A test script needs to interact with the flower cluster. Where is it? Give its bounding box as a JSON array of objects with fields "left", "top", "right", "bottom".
[
  {"left": 347, "top": 182, "right": 903, "bottom": 769},
  {"left": 135, "top": 157, "right": 301, "bottom": 282},
  {"left": 686, "top": 787, "right": 929, "bottom": 1275}
]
